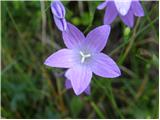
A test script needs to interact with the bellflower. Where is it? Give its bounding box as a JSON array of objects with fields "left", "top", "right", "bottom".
[
  {"left": 44, "top": 22, "right": 121, "bottom": 95},
  {"left": 51, "top": 0, "right": 67, "bottom": 31},
  {"left": 97, "top": 0, "right": 144, "bottom": 28}
]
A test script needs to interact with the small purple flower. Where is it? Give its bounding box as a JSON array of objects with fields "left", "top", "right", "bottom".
[
  {"left": 97, "top": 0, "right": 144, "bottom": 28},
  {"left": 44, "top": 22, "right": 121, "bottom": 95},
  {"left": 51, "top": 0, "right": 67, "bottom": 31}
]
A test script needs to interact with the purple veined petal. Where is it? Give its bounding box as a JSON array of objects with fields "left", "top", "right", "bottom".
[
  {"left": 120, "top": 10, "right": 134, "bottom": 28},
  {"left": 44, "top": 49, "right": 75, "bottom": 68},
  {"left": 51, "top": 0, "right": 65, "bottom": 18},
  {"left": 85, "top": 25, "right": 111, "bottom": 52},
  {"left": 97, "top": 1, "right": 108, "bottom": 10},
  {"left": 114, "top": 0, "right": 132, "bottom": 16},
  {"left": 65, "top": 79, "right": 91, "bottom": 95},
  {"left": 131, "top": 1, "right": 144, "bottom": 17},
  {"left": 62, "top": 22, "right": 85, "bottom": 49},
  {"left": 91, "top": 53, "right": 121, "bottom": 78},
  {"left": 103, "top": 1, "right": 118, "bottom": 25},
  {"left": 54, "top": 16, "right": 67, "bottom": 31},
  {"left": 65, "top": 66, "right": 92, "bottom": 95}
]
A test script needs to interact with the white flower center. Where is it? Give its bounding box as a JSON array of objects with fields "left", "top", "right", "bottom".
[
  {"left": 80, "top": 51, "right": 91, "bottom": 63},
  {"left": 119, "top": 8, "right": 126, "bottom": 16}
]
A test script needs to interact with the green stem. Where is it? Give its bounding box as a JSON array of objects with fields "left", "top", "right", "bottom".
[
  {"left": 91, "top": 101, "right": 105, "bottom": 119},
  {"left": 118, "top": 19, "right": 140, "bottom": 65}
]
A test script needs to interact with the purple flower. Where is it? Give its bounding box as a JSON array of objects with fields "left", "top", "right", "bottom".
[
  {"left": 97, "top": 0, "right": 144, "bottom": 28},
  {"left": 44, "top": 22, "right": 121, "bottom": 95},
  {"left": 51, "top": 0, "right": 67, "bottom": 31}
]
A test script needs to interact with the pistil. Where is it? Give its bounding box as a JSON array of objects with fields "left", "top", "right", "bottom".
[{"left": 80, "top": 51, "right": 91, "bottom": 63}]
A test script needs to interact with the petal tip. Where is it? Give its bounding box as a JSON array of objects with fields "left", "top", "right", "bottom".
[
  {"left": 97, "top": 5, "right": 104, "bottom": 10},
  {"left": 114, "top": 68, "right": 121, "bottom": 77},
  {"left": 137, "top": 12, "right": 144, "bottom": 17},
  {"left": 44, "top": 60, "right": 48, "bottom": 65},
  {"left": 110, "top": 72, "right": 121, "bottom": 78},
  {"left": 128, "top": 23, "right": 134, "bottom": 28},
  {"left": 44, "top": 60, "right": 51, "bottom": 67},
  {"left": 74, "top": 89, "right": 82, "bottom": 96},
  {"left": 97, "top": 1, "right": 107, "bottom": 10}
]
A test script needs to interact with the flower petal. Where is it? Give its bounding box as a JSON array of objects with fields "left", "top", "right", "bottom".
[
  {"left": 54, "top": 16, "right": 67, "bottom": 31},
  {"left": 62, "top": 22, "right": 85, "bottom": 49},
  {"left": 114, "top": 0, "right": 132, "bottom": 16},
  {"left": 84, "top": 85, "right": 90, "bottom": 95},
  {"left": 103, "top": 2, "right": 118, "bottom": 25},
  {"left": 65, "top": 79, "right": 91, "bottom": 95},
  {"left": 91, "top": 53, "right": 121, "bottom": 78},
  {"left": 120, "top": 10, "right": 134, "bottom": 28},
  {"left": 44, "top": 49, "right": 74, "bottom": 68},
  {"left": 97, "top": 1, "right": 108, "bottom": 10},
  {"left": 65, "top": 66, "right": 92, "bottom": 95},
  {"left": 85, "top": 25, "right": 111, "bottom": 52},
  {"left": 65, "top": 79, "right": 72, "bottom": 89},
  {"left": 51, "top": 0, "right": 65, "bottom": 18},
  {"left": 131, "top": 1, "right": 144, "bottom": 17}
]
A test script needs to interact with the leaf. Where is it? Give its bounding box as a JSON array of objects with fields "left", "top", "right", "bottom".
[{"left": 70, "top": 97, "right": 84, "bottom": 118}]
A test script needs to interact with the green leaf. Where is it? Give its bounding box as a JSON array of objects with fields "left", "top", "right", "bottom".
[{"left": 70, "top": 97, "right": 84, "bottom": 118}]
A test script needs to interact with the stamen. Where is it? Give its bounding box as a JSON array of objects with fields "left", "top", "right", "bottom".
[
  {"left": 81, "top": 57, "right": 85, "bottom": 63},
  {"left": 80, "top": 51, "right": 84, "bottom": 56},
  {"left": 85, "top": 54, "right": 91, "bottom": 58}
]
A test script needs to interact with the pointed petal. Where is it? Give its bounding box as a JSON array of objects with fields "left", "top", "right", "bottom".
[
  {"left": 62, "top": 22, "right": 85, "bottom": 49},
  {"left": 114, "top": 0, "right": 132, "bottom": 16},
  {"left": 44, "top": 49, "right": 74, "bottom": 68},
  {"left": 65, "top": 66, "right": 92, "bottom": 95},
  {"left": 65, "top": 79, "right": 91, "bottom": 95},
  {"left": 120, "top": 10, "right": 134, "bottom": 28},
  {"left": 103, "top": 2, "right": 118, "bottom": 25},
  {"left": 54, "top": 16, "right": 67, "bottom": 31},
  {"left": 131, "top": 1, "right": 144, "bottom": 17},
  {"left": 65, "top": 79, "right": 72, "bottom": 89},
  {"left": 85, "top": 25, "right": 111, "bottom": 52},
  {"left": 51, "top": 0, "right": 65, "bottom": 18},
  {"left": 91, "top": 53, "right": 121, "bottom": 78},
  {"left": 97, "top": 1, "right": 108, "bottom": 10}
]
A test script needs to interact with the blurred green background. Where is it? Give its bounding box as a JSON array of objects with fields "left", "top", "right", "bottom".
[{"left": 1, "top": 1, "right": 159, "bottom": 119}]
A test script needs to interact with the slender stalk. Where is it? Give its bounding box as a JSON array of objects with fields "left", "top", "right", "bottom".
[
  {"left": 93, "top": 76, "right": 124, "bottom": 118},
  {"left": 91, "top": 101, "right": 105, "bottom": 119},
  {"left": 83, "top": 2, "right": 96, "bottom": 34},
  {"left": 118, "top": 19, "right": 140, "bottom": 65},
  {"left": 54, "top": 72, "right": 66, "bottom": 114},
  {"left": 78, "top": 1, "right": 84, "bottom": 17},
  {"left": 40, "top": 1, "right": 46, "bottom": 44}
]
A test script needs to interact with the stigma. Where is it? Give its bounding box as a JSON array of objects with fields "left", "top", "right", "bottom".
[
  {"left": 119, "top": 8, "right": 127, "bottom": 16},
  {"left": 80, "top": 51, "right": 91, "bottom": 63}
]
